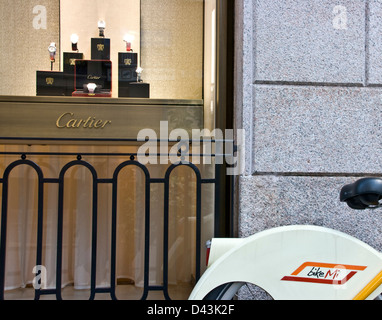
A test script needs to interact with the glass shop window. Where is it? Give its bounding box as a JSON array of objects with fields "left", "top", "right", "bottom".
[{"left": 0, "top": 0, "right": 212, "bottom": 101}]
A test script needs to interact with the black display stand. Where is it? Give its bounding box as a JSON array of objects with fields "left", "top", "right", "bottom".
[
  {"left": 91, "top": 38, "right": 111, "bottom": 60},
  {"left": 118, "top": 52, "right": 150, "bottom": 98},
  {"left": 64, "top": 52, "right": 84, "bottom": 95},
  {"left": 63, "top": 52, "right": 84, "bottom": 74},
  {"left": 119, "top": 82, "right": 150, "bottom": 98},
  {"left": 36, "top": 71, "right": 71, "bottom": 96},
  {"left": 118, "top": 52, "right": 138, "bottom": 83}
]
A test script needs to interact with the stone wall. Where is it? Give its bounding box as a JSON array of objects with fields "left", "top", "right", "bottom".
[{"left": 235, "top": 0, "right": 382, "bottom": 252}]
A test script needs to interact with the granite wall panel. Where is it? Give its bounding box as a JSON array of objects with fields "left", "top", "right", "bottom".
[
  {"left": 368, "top": 0, "right": 382, "bottom": 84},
  {"left": 239, "top": 175, "right": 382, "bottom": 251},
  {"left": 253, "top": 85, "right": 382, "bottom": 174},
  {"left": 254, "top": 0, "right": 366, "bottom": 84}
]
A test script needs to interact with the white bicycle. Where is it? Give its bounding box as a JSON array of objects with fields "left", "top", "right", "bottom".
[{"left": 189, "top": 178, "right": 382, "bottom": 300}]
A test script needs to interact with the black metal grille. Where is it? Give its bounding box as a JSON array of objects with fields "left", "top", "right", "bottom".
[{"left": 0, "top": 142, "right": 230, "bottom": 300}]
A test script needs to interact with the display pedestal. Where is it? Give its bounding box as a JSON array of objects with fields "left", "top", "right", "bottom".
[
  {"left": 63, "top": 52, "right": 84, "bottom": 95},
  {"left": 36, "top": 71, "right": 71, "bottom": 96},
  {"left": 118, "top": 52, "right": 138, "bottom": 82},
  {"left": 119, "top": 82, "right": 150, "bottom": 98},
  {"left": 91, "top": 38, "right": 111, "bottom": 60},
  {"left": 63, "top": 52, "right": 84, "bottom": 74},
  {"left": 118, "top": 51, "right": 149, "bottom": 98}
]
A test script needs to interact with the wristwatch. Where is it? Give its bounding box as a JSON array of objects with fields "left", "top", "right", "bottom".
[
  {"left": 98, "top": 20, "right": 106, "bottom": 37},
  {"left": 87, "top": 83, "right": 97, "bottom": 94},
  {"left": 48, "top": 42, "right": 57, "bottom": 61},
  {"left": 70, "top": 34, "right": 79, "bottom": 51}
]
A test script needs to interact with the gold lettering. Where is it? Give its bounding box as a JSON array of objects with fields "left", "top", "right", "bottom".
[
  {"left": 46, "top": 77, "right": 54, "bottom": 85},
  {"left": 87, "top": 75, "right": 101, "bottom": 80},
  {"left": 94, "top": 120, "right": 103, "bottom": 128},
  {"left": 102, "top": 120, "right": 112, "bottom": 128},
  {"left": 56, "top": 112, "right": 111, "bottom": 129},
  {"left": 67, "top": 119, "right": 77, "bottom": 128},
  {"left": 97, "top": 44, "right": 104, "bottom": 51},
  {"left": 83, "top": 117, "right": 92, "bottom": 128},
  {"left": 88, "top": 117, "right": 96, "bottom": 128},
  {"left": 56, "top": 112, "right": 73, "bottom": 128},
  {"left": 76, "top": 119, "right": 84, "bottom": 128}
]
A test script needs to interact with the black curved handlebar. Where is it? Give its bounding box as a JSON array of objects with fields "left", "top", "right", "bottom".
[{"left": 340, "top": 178, "right": 382, "bottom": 210}]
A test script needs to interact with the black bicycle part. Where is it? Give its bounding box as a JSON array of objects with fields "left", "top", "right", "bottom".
[{"left": 340, "top": 178, "right": 382, "bottom": 210}]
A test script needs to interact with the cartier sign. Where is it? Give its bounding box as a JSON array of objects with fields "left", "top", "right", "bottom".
[
  {"left": 87, "top": 75, "right": 101, "bottom": 80},
  {"left": 0, "top": 96, "right": 203, "bottom": 144},
  {"left": 56, "top": 112, "right": 112, "bottom": 129}
]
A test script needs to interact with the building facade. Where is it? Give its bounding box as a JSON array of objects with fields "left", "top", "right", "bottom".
[
  {"left": 0, "top": 0, "right": 381, "bottom": 300},
  {"left": 234, "top": 0, "right": 382, "bottom": 251}
]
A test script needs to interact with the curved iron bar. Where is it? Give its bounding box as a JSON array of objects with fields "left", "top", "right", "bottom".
[
  {"left": 163, "top": 161, "right": 202, "bottom": 300},
  {"left": 55, "top": 159, "right": 98, "bottom": 300},
  {"left": 110, "top": 158, "right": 151, "bottom": 300},
  {"left": 0, "top": 158, "right": 44, "bottom": 301}
]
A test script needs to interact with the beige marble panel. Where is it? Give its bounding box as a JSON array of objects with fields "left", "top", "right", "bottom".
[
  {"left": 141, "top": 0, "right": 204, "bottom": 100},
  {"left": 0, "top": 0, "right": 60, "bottom": 96}
]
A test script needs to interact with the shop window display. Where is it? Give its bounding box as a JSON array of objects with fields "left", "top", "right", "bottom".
[
  {"left": 0, "top": 0, "right": 204, "bottom": 100},
  {"left": 0, "top": 0, "right": 218, "bottom": 300}
]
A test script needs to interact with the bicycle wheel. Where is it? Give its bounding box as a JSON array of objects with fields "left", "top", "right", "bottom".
[
  {"left": 202, "top": 281, "right": 382, "bottom": 300},
  {"left": 203, "top": 282, "right": 273, "bottom": 300}
]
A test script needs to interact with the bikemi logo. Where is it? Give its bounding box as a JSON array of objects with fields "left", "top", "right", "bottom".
[{"left": 281, "top": 262, "right": 367, "bottom": 285}]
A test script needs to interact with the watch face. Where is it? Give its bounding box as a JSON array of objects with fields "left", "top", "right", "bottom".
[{"left": 48, "top": 42, "right": 56, "bottom": 53}]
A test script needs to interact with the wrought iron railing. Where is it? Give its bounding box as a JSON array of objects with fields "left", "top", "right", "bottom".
[{"left": 0, "top": 139, "right": 234, "bottom": 300}]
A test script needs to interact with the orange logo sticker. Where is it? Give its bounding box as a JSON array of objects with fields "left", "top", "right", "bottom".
[{"left": 281, "top": 262, "right": 367, "bottom": 285}]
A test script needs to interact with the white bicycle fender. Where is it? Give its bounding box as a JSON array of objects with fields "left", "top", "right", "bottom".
[{"left": 189, "top": 225, "right": 382, "bottom": 300}]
